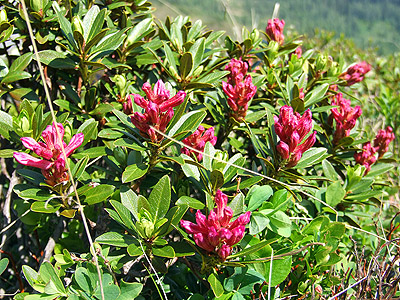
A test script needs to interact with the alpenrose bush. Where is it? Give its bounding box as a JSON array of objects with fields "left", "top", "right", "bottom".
[{"left": 0, "top": 1, "right": 397, "bottom": 299}]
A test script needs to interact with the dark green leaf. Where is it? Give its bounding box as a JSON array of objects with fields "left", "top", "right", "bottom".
[
  {"left": 96, "top": 232, "right": 138, "bottom": 247},
  {"left": 148, "top": 175, "right": 170, "bottom": 220},
  {"left": 180, "top": 52, "right": 193, "bottom": 79}
]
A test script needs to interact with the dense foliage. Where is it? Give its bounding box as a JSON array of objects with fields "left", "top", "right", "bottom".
[
  {"left": 0, "top": 0, "right": 398, "bottom": 299},
  {"left": 152, "top": 0, "right": 400, "bottom": 54}
]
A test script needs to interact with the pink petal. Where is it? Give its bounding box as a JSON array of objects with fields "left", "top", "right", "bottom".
[
  {"left": 65, "top": 133, "right": 84, "bottom": 157},
  {"left": 13, "top": 152, "right": 53, "bottom": 170}
]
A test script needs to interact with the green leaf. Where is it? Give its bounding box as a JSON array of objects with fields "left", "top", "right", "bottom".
[
  {"left": 148, "top": 175, "right": 170, "bottom": 220},
  {"left": 53, "top": 3, "right": 78, "bottom": 51},
  {"left": 249, "top": 212, "right": 269, "bottom": 235},
  {"left": 322, "top": 159, "right": 339, "bottom": 181},
  {"left": 17, "top": 169, "right": 45, "bottom": 186},
  {"left": 181, "top": 154, "right": 201, "bottom": 181},
  {"left": 208, "top": 273, "right": 224, "bottom": 298},
  {"left": 96, "top": 232, "right": 138, "bottom": 247},
  {"left": 126, "top": 18, "right": 153, "bottom": 46},
  {"left": 295, "top": 147, "right": 328, "bottom": 169},
  {"left": 127, "top": 243, "right": 143, "bottom": 256},
  {"left": 246, "top": 185, "right": 273, "bottom": 211},
  {"left": 77, "top": 119, "right": 98, "bottom": 147},
  {"left": 195, "top": 70, "right": 230, "bottom": 84},
  {"left": 73, "top": 146, "right": 107, "bottom": 159},
  {"left": 245, "top": 110, "right": 267, "bottom": 123},
  {"left": 302, "top": 216, "right": 330, "bottom": 235},
  {"left": 167, "top": 110, "right": 206, "bottom": 141},
  {"left": 117, "top": 281, "right": 143, "bottom": 300},
  {"left": 83, "top": 6, "right": 101, "bottom": 42},
  {"left": 189, "top": 37, "right": 205, "bottom": 70},
  {"left": 9, "top": 88, "right": 39, "bottom": 102},
  {"left": 39, "top": 262, "right": 66, "bottom": 294},
  {"left": 0, "top": 149, "right": 14, "bottom": 158},
  {"left": 54, "top": 99, "right": 81, "bottom": 113},
  {"left": 74, "top": 267, "right": 94, "bottom": 293},
  {"left": 0, "top": 110, "right": 13, "bottom": 139},
  {"left": 110, "top": 200, "right": 136, "bottom": 232},
  {"left": 9, "top": 52, "right": 33, "bottom": 72},
  {"left": 180, "top": 52, "right": 193, "bottom": 79},
  {"left": 270, "top": 189, "right": 289, "bottom": 210},
  {"left": 22, "top": 265, "right": 39, "bottom": 289},
  {"left": 267, "top": 210, "right": 292, "bottom": 237},
  {"left": 202, "top": 141, "right": 216, "bottom": 170},
  {"left": 98, "top": 128, "right": 124, "bottom": 139},
  {"left": 0, "top": 258, "right": 9, "bottom": 276},
  {"left": 366, "top": 163, "right": 394, "bottom": 177},
  {"left": 31, "top": 201, "right": 61, "bottom": 213},
  {"left": 326, "top": 181, "right": 346, "bottom": 207},
  {"left": 83, "top": 184, "right": 115, "bottom": 205},
  {"left": 1, "top": 71, "right": 31, "bottom": 84},
  {"left": 345, "top": 190, "right": 383, "bottom": 201},
  {"left": 229, "top": 193, "right": 245, "bottom": 216},
  {"left": 176, "top": 196, "right": 205, "bottom": 209},
  {"left": 122, "top": 163, "right": 148, "bottom": 183},
  {"left": 304, "top": 83, "right": 329, "bottom": 107},
  {"left": 152, "top": 245, "right": 175, "bottom": 258},
  {"left": 72, "top": 156, "right": 89, "bottom": 181},
  {"left": 227, "top": 240, "right": 274, "bottom": 259},
  {"left": 164, "top": 43, "right": 178, "bottom": 76},
  {"left": 14, "top": 184, "right": 52, "bottom": 201}
]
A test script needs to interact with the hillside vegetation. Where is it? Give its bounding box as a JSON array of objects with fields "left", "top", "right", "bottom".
[{"left": 152, "top": 0, "right": 400, "bottom": 54}]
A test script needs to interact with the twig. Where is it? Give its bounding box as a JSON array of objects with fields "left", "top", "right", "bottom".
[
  {"left": 0, "top": 249, "right": 24, "bottom": 292},
  {"left": 39, "top": 219, "right": 65, "bottom": 264}
]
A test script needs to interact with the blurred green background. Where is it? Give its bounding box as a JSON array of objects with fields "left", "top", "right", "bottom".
[{"left": 151, "top": 0, "right": 400, "bottom": 54}]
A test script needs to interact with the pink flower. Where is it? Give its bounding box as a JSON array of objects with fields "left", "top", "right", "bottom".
[
  {"left": 181, "top": 125, "right": 217, "bottom": 161},
  {"left": 354, "top": 142, "right": 377, "bottom": 174},
  {"left": 180, "top": 190, "right": 251, "bottom": 261},
  {"left": 299, "top": 88, "right": 305, "bottom": 100},
  {"left": 222, "top": 58, "right": 257, "bottom": 121},
  {"left": 290, "top": 46, "right": 302, "bottom": 59},
  {"left": 123, "top": 96, "right": 133, "bottom": 115},
  {"left": 130, "top": 80, "right": 186, "bottom": 143},
  {"left": 274, "top": 105, "right": 316, "bottom": 167},
  {"left": 373, "top": 126, "right": 395, "bottom": 158},
  {"left": 266, "top": 18, "right": 285, "bottom": 45},
  {"left": 13, "top": 122, "right": 84, "bottom": 186},
  {"left": 330, "top": 93, "right": 362, "bottom": 144},
  {"left": 339, "top": 62, "right": 371, "bottom": 86}
]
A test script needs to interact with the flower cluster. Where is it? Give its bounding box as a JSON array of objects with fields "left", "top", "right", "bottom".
[
  {"left": 13, "top": 123, "right": 84, "bottom": 186},
  {"left": 222, "top": 58, "right": 257, "bottom": 121},
  {"left": 274, "top": 105, "right": 316, "bottom": 167},
  {"left": 373, "top": 126, "right": 395, "bottom": 159},
  {"left": 330, "top": 93, "right": 362, "bottom": 144},
  {"left": 181, "top": 125, "right": 217, "bottom": 161},
  {"left": 130, "top": 80, "right": 186, "bottom": 143},
  {"left": 339, "top": 62, "right": 371, "bottom": 86},
  {"left": 354, "top": 142, "right": 377, "bottom": 174},
  {"left": 180, "top": 190, "right": 251, "bottom": 261},
  {"left": 266, "top": 18, "right": 285, "bottom": 44}
]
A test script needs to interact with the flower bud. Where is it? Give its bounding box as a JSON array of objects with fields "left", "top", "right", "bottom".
[{"left": 71, "top": 16, "right": 84, "bottom": 35}]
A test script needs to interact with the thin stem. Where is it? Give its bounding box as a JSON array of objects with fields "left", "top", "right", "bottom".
[{"left": 19, "top": 1, "right": 105, "bottom": 299}]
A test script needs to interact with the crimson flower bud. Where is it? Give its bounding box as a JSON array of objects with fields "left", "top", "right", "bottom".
[{"left": 266, "top": 18, "right": 285, "bottom": 45}]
